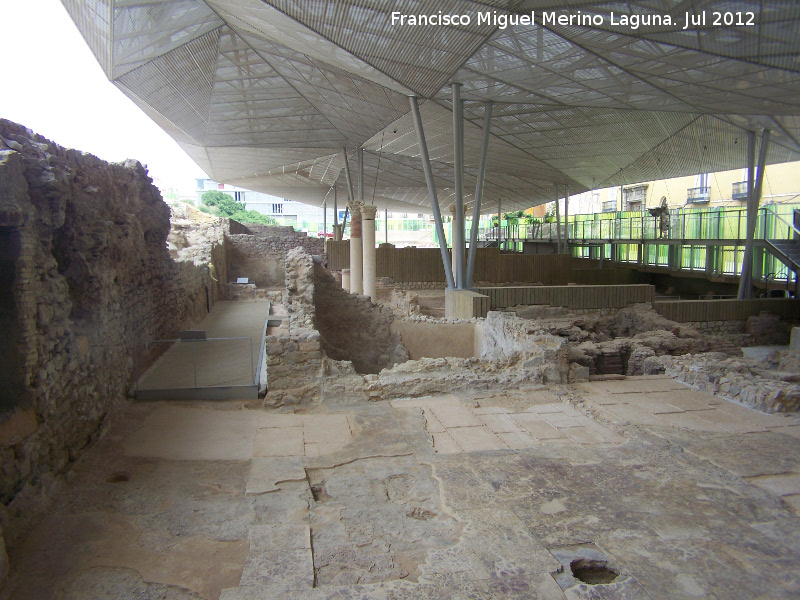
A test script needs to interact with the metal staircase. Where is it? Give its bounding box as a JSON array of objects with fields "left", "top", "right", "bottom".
[{"left": 764, "top": 208, "right": 800, "bottom": 274}]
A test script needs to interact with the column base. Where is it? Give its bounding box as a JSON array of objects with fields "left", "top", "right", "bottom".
[{"left": 445, "top": 289, "right": 489, "bottom": 319}]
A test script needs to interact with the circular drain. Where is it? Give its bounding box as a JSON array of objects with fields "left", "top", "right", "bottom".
[
  {"left": 570, "top": 558, "right": 619, "bottom": 585},
  {"left": 105, "top": 472, "right": 130, "bottom": 484}
]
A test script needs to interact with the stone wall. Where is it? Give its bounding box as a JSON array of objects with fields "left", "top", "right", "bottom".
[
  {"left": 0, "top": 120, "right": 225, "bottom": 547},
  {"left": 652, "top": 352, "right": 800, "bottom": 413},
  {"left": 226, "top": 230, "right": 324, "bottom": 288},
  {"left": 313, "top": 262, "right": 408, "bottom": 374},
  {"left": 264, "top": 248, "right": 322, "bottom": 406}
]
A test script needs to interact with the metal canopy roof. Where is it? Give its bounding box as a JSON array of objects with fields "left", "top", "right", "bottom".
[{"left": 62, "top": 1, "right": 800, "bottom": 214}]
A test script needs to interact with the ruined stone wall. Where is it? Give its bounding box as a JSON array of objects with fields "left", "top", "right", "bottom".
[
  {"left": 226, "top": 230, "right": 325, "bottom": 288},
  {"left": 228, "top": 219, "right": 252, "bottom": 235},
  {"left": 264, "top": 330, "right": 322, "bottom": 405},
  {"left": 264, "top": 248, "right": 322, "bottom": 405},
  {"left": 652, "top": 352, "right": 800, "bottom": 413},
  {"left": 245, "top": 224, "right": 325, "bottom": 252},
  {"left": 0, "top": 120, "right": 225, "bottom": 545},
  {"left": 313, "top": 262, "right": 408, "bottom": 374}
]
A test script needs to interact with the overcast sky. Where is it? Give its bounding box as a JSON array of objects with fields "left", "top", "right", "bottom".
[{"left": 0, "top": 0, "right": 208, "bottom": 195}]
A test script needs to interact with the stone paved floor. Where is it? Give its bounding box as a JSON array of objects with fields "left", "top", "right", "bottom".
[{"left": 4, "top": 376, "right": 800, "bottom": 599}]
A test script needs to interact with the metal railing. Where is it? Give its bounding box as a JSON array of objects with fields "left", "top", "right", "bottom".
[
  {"left": 762, "top": 205, "right": 800, "bottom": 239},
  {"left": 477, "top": 205, "right": 800, "bottom": 244},
  {"left": 687, "top": 186, "right": 710, "bottom": 203},
  {"left": 732, "top": 181, "right": 748, "bottom": 200}
]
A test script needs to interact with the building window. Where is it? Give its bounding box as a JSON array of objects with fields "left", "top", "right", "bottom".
[
  {"left": 218, "top": 183, "right": 225, "bottom": 190},
  {"left": 732, "top": 181, "right": 748, "bottom": 200},
  {"left": 623, "top": 185, "right": 647, "bottom": 211},
  {"left": 688, "top": 174, "right": 710, "bottom": 203},
  {"left": 272, "top": 204, "right": 283, "bottom": 214}
]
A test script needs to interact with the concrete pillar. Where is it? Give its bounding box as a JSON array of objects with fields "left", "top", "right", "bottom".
[
  {"left": 362, "top": 205, "right": 378, "bottom": 300},
  {"left": 332, "top": 224, "right": 343, "bottom": 241},
  {"left": 342, "top": 269, "right": 351, "bottom": 292},
  {"left": 349, "top": 201, "right": 363, "bottom": 295}
]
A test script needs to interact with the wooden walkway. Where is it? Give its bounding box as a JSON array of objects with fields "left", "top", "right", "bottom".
[{"left": 136, "top": 301, "right": 269, "bottom": 400}]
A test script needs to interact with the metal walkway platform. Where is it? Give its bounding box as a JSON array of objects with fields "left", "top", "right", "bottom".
[{"left": 136, "top": 301, "right": 269, "bottom": 401}]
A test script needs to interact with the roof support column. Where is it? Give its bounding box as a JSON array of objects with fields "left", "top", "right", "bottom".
[
  {"left": 332, "top": 186, "right": 342, "bottom": 241},
  {"left": 452, "top": 83, "right": 466, "bottom": 288},
  {"left": 564, "top": 185, "right": 570, "bottom": 256},
  {"left": 498, "top": 199, "right": 502, "bottom": 251},
  {"left": 554, "top": 184, "right": 562, "bottom": 253},
  {"left": 738, "top": 130, "right": 770, "bottom": 299},
  {"left": 342, "top": 148, "right": 355, "bottom": 205},
  {"left": 467, "top": 101, "right": 492, "bottom": 289},
  {"left": 341, "top": 148, "right": 354, "bottom": 236},
  {"left": 409, "top": 96, "right": 455, "bottom": 289}
]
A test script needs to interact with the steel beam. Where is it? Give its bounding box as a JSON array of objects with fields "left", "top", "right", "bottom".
[
  {"left": 342, "top": 147, "right": 355, "bottom": 204},
  {"left": 565, "top": 184, "right": 570, "bottom": 254},
  {"left": 409, "top": 96, "right": 455, "bottom": 289},
  {"left": 467, "top": 101, "right": 492, "bottom": 289},
  {"left": 738, "top": 130, "right": 770, "bottom": 299},
  {"left": 358, "top": 147, "right": 364, "bottom": 204},
  {"left": 555, "top": 184, "right": 562, "bottom": 253},
  {"left": 452, "top": 83, "right": 465, "bottom": 288}
]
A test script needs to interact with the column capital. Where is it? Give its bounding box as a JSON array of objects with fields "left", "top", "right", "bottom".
[
  {"left": 348, "top": 200, "right": 364, "bottom": 216},
  {"left": 361, "top": 205, "right": 378, "bottom": 220}
]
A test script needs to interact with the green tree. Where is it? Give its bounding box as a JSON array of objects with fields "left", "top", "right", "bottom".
[
  {"left": 200, "top": 190, "right": 278, "bottom": 226},
  {"left": 200, "top": 190, "right": 243, "bottom": 217},
  {"left": 229, "top": 209, "right": 279, "bottom": 226}
]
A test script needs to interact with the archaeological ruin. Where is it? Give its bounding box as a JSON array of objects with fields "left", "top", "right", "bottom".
[
  {"left": 3, "top": 117, "right": 800, "bottom": 599},
  {"left": 5, "top": 0, "right": 800, "bottom": 598}
]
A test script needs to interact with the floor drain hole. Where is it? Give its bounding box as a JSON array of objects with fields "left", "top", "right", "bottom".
[
  {"left": 570, "top": 559, "right": 619, "bottom": 585},
  {"left": 310, "top": 483, "right": 330, "bottom": 502},
  {"left": 105, "top": 472, "right": 129, "bottom": 484}
]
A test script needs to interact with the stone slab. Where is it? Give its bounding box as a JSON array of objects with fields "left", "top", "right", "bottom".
[
  {"left": 429, "top": 404, "right": 482, "bottom": 428},
  {"left": 745, "top": 472, "right": 800, "bottom": 497},
  {"left": 496, "top": 431, "right": 541, "bottom": 449},
  {"left": 124, "top": 407, "right": 259, "bottom": 461},
  {"left": 448, "top": 426, "right": 507, "bottom": 452},
  {"left": 246, "top": 457, "right": 306, "bottom": 494},
  {"left": 510, "top": 413, "right": 567, "bottom": 440},
  {"left": 252, "top": 427, "right": 304, "bottom": 457},
  {"left": 477, "top": 413, "right": 525, "bottom": 434}
]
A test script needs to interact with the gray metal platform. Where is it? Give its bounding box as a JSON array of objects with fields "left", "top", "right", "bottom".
[{"left": 136, "top": 301, "right": 269, "bottom": 401}]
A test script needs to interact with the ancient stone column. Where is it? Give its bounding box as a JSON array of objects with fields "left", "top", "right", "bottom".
[
  {"left": 332, "top": 224, "right": 343, "bottom": 241},
  {"left": 361, "top": 205, "right": 378, "bottom": 300},
  {"left": 349, "top": 201, "right": 363, "bottom": 295}
]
